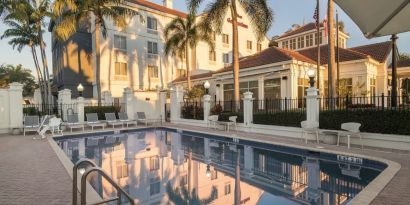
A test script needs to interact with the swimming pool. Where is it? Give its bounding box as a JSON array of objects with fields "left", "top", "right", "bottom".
[{"left": 55, "top": 128, "right": 386, "bottom": 205}]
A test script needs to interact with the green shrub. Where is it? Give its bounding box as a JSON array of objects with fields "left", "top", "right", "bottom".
[
  {"left": 181, "top": 105, "right": 204, "bottom": 120},
  {"left": 23, "top": 107, "right": 40, "bottom": 116},
  {"left": 219, "top": 111, "right": 244, "bottom": 123},
  {"left": 84, "top": 106, "right": 121, "bottom": 120},
  {"left": 253, "top": 111, "right": 306, "bottom": 127}
]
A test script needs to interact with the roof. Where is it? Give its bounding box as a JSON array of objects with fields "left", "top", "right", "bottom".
[
  {"left": 128, "top": 0, "right": 187, "bottom": 18},
  {"left": 215, "top": 46, "right": 316, "bottom": 74},
  {"left": 298, "top": 45, "right": 369, "bottom": 65},
  {"left": 278, "top": 22, "right": 323, "bottom": 39},
  {"left": 173, "top": 72, "right": 214, "bottom": 83},
  {"left": 389, "top": 59, "right": 410, "bottom": 68},
  {"left": 350, "top": 41, "right": 392, "bottom": 63}
]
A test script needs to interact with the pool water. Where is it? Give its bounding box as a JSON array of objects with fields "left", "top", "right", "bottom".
[{"left": 55, "top": 128, "right": 385, "bottom": 205}]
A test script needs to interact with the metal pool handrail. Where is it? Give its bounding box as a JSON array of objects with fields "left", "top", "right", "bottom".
[
  {"left": 80, "top": 167, "right": 135, "bottom": 205},
  {"left": 73, "top": 159, "right": 97, "bottom": 205}
]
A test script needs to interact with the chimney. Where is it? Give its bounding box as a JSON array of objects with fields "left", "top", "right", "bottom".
[{"left": 163, "top": 0, "right": 173, "bottom": 9}]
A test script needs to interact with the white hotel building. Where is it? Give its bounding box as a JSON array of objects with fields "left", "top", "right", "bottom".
[{"left": 50, "top": 0, "right": 269, "bottom": 98}]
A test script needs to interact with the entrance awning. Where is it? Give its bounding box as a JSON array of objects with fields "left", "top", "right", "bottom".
[{"left": 335, "top": 0, "right": 410, "bottom": 38}]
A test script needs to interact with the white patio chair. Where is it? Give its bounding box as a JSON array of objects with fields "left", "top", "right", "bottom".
[
  {"left": 105, "top": 113, "right": 123, "bottom": 128},
  {"left": 226, "top": 116, "right": 238, "bottom": 131},
  {"left": 301, "top": 120, "right": 320, "bottom": 144},
  {"left": 66, "top": 114, "right": 85, "bottom": 133},
  {"left": 207, "top": 115, "right": 219, "bottom": 129},
  {"left": 118, "top": 112, "right": 137, "bottom": 127},
  {"left": 23, "top": 116, "right": 40, "bottom": 136},
  {"left": 337, "top": 122, "right": 363, "bottom": 149},
  {"left": 38, "top": 117, "right": 63, "bottom": 138},
  {"left": 86, "top": 113, "right": 106, "bottom": 131}
]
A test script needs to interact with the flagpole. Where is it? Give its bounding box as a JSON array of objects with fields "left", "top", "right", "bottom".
[
  {"left": 316, "top": 0, "right": 321, "bottom": 91},
  {"left": 336, "top": 10, "right": 340, "bottom": 97}
]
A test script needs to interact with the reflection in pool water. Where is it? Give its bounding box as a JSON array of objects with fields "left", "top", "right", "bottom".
[{"left": 56, "top": 129, "right": 383, "bottom": 205}]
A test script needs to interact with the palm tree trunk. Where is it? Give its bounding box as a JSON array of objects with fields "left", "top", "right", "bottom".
[
  {"left": 95, "top": 20, "right": 102, "bottom": 105},
  {"left": 31, "top": 45, "right": 45, "bottom": 104},
  {"left": 185, "top": 43, "right": 192, "bottom": 90},
  {"left": 37, "top": 22, "right": 52, "bottom": 105},
  {"left": 327, "top": 0, "right": 337, "bottom": 98},
  {"left": 231, "top": 0, "right": 240, "bottom": 110}
]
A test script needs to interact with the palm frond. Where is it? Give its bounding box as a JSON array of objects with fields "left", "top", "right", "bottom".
[
  {"left": 201, "top": 0, "right": 230, "bottom": 34},
  {"left": 240, "top": 0, "right": 273, "bottom": 41}
]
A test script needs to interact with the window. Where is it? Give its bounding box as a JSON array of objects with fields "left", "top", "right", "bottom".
[
  {"left": 114, "top": 35, "right": 126, "bottom": 50},
  {"left": 306, "top": 34, "right": 314, "bottom": 47},
  {"left": 150, "top": 156, "right": 160, "bottom": 170},
  {"left": 246, "top": 40, "right": 252, "bottom": 50},
  {"left": 223, "top": 53, "right": 230, "bottom": 64},
  {"left": 115, "top": 62, "right": 127, "bottom": 76},
  {"left": 370, "top": 78, "right": 376, "bottom": 97},
  {"left": 176, "top": 68, "right": 186, "bottom": 78},
  {"left": 116, "top": 161, "right": 128, "bottom": 179},
  {"left": 209, "top": 49, "right": 216, "bottom": 61},
  {"left": 222, "top": 34, "right": 229, "bottom": 44},
  {"left": 147, "top": 16, "right": 157, "bottom": 30},
  {"left": 257, "top": 43, "right": 262, "bottom": 52},
  {"left": 264, "top": 79, "right": 281, "bottom": 99},
  {"left": 340, "top": 78, "right": 353, "bottom": 96},
  {"left": 315, "top": 32, "right": 323, "bottom": 45},
  {"left": 148, "top": 66, "right": 159, "bottom": 79},
  {"left": 211, "top": 170, "right": 218, "bottom": 180},
  {"left": 223, "top": 81, "right": 259, "bottom": 102},
  {"left": 297, "top": 36, "right": 304, "bottom": 49},
  {"left": 147, "top": 41, "right": 158, "bottom": 54},
  {"left": 150, "top": 176, "right": 160, "bottom": 196},
  {"left": 290, "top": 39, "right": 297, "bottom": 50},
  {"left": 297, "top": 78, "right": 309, "bottom": 107},
  {"left": 283, "top": 40, "right": 289, "bottom": 49},
  {"left": 224, "top": 183, "right": 231, "bottom": 195}
]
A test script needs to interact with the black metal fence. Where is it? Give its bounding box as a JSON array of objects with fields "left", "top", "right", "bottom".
[
  {"left": 180, "top": 100, "right": 203, "bottom": 120},
  {"left": 23, "top": 103, "right": 77, "bottom": 119},
  {"left": 319, "top": 94, "right": 410, "bottom": 111}
]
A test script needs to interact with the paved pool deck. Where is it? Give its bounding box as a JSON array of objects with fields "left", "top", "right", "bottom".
[{"left": 0, "top": 124, "right": 409, "bottom": 205}]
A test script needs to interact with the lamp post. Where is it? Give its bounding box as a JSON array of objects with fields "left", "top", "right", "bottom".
[
  {"left": 77, "top": 83, "right": 84, "bottom": 97},
  {"left": 307, "top": 69, "right": 316, "bottom": 88},
  {"left": 204, "top": 81, "right": 210, "bottom": 95}
]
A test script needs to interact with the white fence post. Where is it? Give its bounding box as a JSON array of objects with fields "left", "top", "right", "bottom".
[
  {"left": 158, "top": 90, "right": 167, "bottom": 122},
  {"left": 9, "top": 82, "right": 23, "bottom": 134},
  {"left": 33, "top": 88, "right": 42, "bottom": 104},
  {"left": 243, "top": 92, "right": 254, "bottom": 130},
  {"left": 102, "top": 91, "right": 113, "bottom": 105},
  {"left": 76, "top": 97, "right": 85, "bottom": 123},
  {"left": 170, "top": 86, "right": 183, "bottom": 122},
  {"left": 203, "top": 94, "right": 211, "bottom": 123},
  {"left": 123, "top": 87, "right": 134, "bottom": 120},
  {"left": 306, "top": 87, "right": 319, "bottom": 124},
  {"left": 58, "top": 89, "right": 72, "bottom": 121}
]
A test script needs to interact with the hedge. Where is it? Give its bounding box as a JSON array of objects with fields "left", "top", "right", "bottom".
[
  {"left": 181, "top": 105, "right": 204, "bottom": 120},
  {"left": 84, "top": 106, "right": 121, "bottom": 120},
  {"left": 219, "top": 111, "right": 244, "bottom": 123},
  {"left": 253, "top": 111, "right": 306, "bottom": 127}
]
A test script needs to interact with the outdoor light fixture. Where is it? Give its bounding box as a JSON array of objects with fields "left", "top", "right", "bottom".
[
  {"left": 206, "top": 164, "right": 211, "bottom": 178},
  {"left": 204, "top": 80, "right": 210, "bottom": 94},
  {"left": 79, "top": 168, "right": 86, "bottom": 175},
  {"left": 307, "top": 69, "right": 316, "bottom": 87},
  {"left": 77, "top": 83, "right": 84, "bottom": 97}
]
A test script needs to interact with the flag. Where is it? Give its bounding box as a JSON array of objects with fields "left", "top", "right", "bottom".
[
  {"left": 323, "top": 16, "right": 328, "bottom": 37},
  {"left": 313, "top": 5, "right": 319, "bottom": 22}
]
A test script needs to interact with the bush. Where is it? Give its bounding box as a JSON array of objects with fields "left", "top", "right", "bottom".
[
  {"left": 210, "top": 104, "right": 223, "bottom": 115},
  {"left": 253, "top": 111, "right": 306, "bottom": 127},
  {"left": 84, "top": 106, "right": 121, "bottom": 120},
  {"left": 23, "top": 107, "right": 40, "bottom": 116},
  {"left": 181, "top": 105, "right": 204, "bottom": 120}
]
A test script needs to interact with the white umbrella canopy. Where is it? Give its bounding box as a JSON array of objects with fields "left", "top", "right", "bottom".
[{"left": 335, "top": 0, "right": 410, "bottom": 38}]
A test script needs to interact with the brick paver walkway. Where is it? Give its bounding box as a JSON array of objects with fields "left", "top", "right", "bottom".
[{"left": 0, "top": 124, "right": 408, "bottom": 205}]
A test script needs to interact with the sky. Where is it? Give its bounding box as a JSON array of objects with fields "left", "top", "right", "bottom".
[{"left": 0, "top": 0, "right": 409, "bottom": 75}]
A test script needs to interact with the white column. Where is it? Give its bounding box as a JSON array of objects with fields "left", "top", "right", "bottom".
[
  {"left": 306, "top": 87, "right": 319, "bottom": 124},
  {"left": 76, "top": 97, "right": 85, "bottom": 123},
  {"left": 33, "top": 89, "right": 42, "bottom": 104},
  {"left": 123, "top": 87, "right": 134, "bottom": 120},
  {"left": 258, "top": 77, "right": 264, "bottom": 109},
  {"left": 8, "top": 82, "right": 23, "bottom": 133},
  {"left": 58, "top": 89, "right": 72, "bottom": 121},
  {"left": 203, "top": 94, "right": 211, "bottom": 122},
  {"left": 102, "top": 91, "right": 113, "bottom": 105},
  {"left": 243, "top": 92, "right": 254, "bottom": 129},
  {"left": 158, "top": 90, "right": 167, "bottom": 122},
  {"left": 170, "top": 86, "right": 183, "bottom": 122}
]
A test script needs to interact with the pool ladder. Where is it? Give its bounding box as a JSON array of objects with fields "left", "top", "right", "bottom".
[{"left": 72, "top": 159, "right": 135, "bottom": 205}]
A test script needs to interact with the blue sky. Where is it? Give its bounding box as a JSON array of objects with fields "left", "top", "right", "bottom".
[{"left": 0, "top": 0, "right": 409, "bottom": 74}]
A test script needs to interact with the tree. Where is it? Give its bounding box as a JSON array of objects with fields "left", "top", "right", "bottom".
[
  {"left": 0, "top": 64, "right": 38, "bottom": 96},
  {"left": 399, "top": 52, "right": 410, "bottom": 61},
  {"left": 164, "top": 11, "right": 214, "bottom": 90},
  {"left": 166, "top": 182, "right": 217, "bottom": 205},
  {"left": 53, "top": 0, "right": 140, "bottom": 105},
  {"left": 189, "top": 0, "right": 273, "bottom": 106},
  {"left": 327, "top": 0, "right": 337, "bottom": 98}
]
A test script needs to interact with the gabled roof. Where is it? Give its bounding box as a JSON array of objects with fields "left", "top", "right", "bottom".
[
  {"left": 278, "top": 22, "right": 323, "bottom": 39},
  {"left": 172, "top": 72, "right": 214, "bottom": 83},
  {"left": 389, "top": 59, "right": 410, "bottom": 68},
  {"left": 298, "top": 45, "right": 369, "bottom": 65},
  {"left": 214, "top": 46, "right": 316, "bottom": 74},
  {"left": 350, "top": 41, "right": 392, "bottom": 63},
  {"left": 128, "top": 0, "right": 187, "bottom": 18}
]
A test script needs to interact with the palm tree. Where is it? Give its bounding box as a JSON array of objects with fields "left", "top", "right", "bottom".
[
  {"left": 327, "top": 0, "right": 337, "bottom": 98},
  {"left": 0, "top": 64, "right": 38, "bottom": 96},
  {"left": 166, "top": 182, "right": 217, "bottom": 205},
  {"left": 164, "top": 11, "right": 214, "bottom": 90},
  {"left": 189, "top": 0, "right": 273, "bottom": 105},
  {"left": 53, "top": 0, "right": 140, "bottom": 105}
]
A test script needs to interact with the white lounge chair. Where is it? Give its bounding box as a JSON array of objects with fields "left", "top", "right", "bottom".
[
  {"left": 105, "top": 113, "right": 123, "bottom": 128},
  {"left": 207, "top": 115, "right": 219, "bottom": 129},
  {"left": 301, "top": 120, "right": 320, "bottom": 144},
  {"left": 86, "top": 113, "right": 106, "bottom": 130},
  {"left": 66, "top": 114, "right": 85, "bottom": 133},
  {"left": 118, "top": 112, "right": 137, "bottom": 127},
  {"left": 136, "top": 112, "right": 160, "bottom": 126},
  {"left": 337, "top": 122, "right": 363, "bottom": 149},
  {"left": 23, "top": 116, "right": 40, "bottom": 136},
  {"left": 38, "top": 117, "right": 63, "bottom": 138}
]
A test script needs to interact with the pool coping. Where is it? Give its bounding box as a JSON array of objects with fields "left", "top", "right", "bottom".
[{"left": 49, "top": 126, "right": 401, "bottom": 205}]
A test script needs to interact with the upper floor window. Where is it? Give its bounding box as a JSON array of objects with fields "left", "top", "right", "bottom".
[
  {"left": 224, "top": 183, "right": 231, "bottom": 195},
  {"left": 147, "top": 41, "right": 158, "bottom": 54},
  {"left": 297, "top": 36, "right": 304, "bottom": 49},
  {"left": 147, "top": 16, "right": 157, "bottom": 30},
  {"left": 115, "top": 62, "right": 127, "bottom": 76},
  {"left": 222, "top": 34, "right": 229, "bottom": 44},
  {"left": 257, "top": 43, "right": 262, "bottom": 52},
  {"left": 246, "top": 40, "right": 252, "bottom": 50},
  {"left": 290, "top": 39, "right": 296, "bottom": 50},
  {"left": 209, "top": 49, "right": 216, "bottom": 61},
  {"left": 306, "top": 34, "right": 314, "bottom": 47},
  {"left": 116, "top": 161, "right": 128, "bottom": 179},
  {"left": 283, "top": 41, "right": 289, "bottom": 49},
  {"left": 148, "top": 65, "right": 159, "bottom": 79},
  {"left": 114, "top": 35, "right": 126, "bottom": 50},
  {"left": 223, "top": 53, "right": 230, "bottom": 64},
  {"left": 315, "top": 32, "right": 323, "bottom": 45}
]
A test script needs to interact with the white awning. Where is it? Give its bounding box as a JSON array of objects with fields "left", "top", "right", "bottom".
[{"left": 335, "top": 0, "right": 410, "bottom": 38}]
